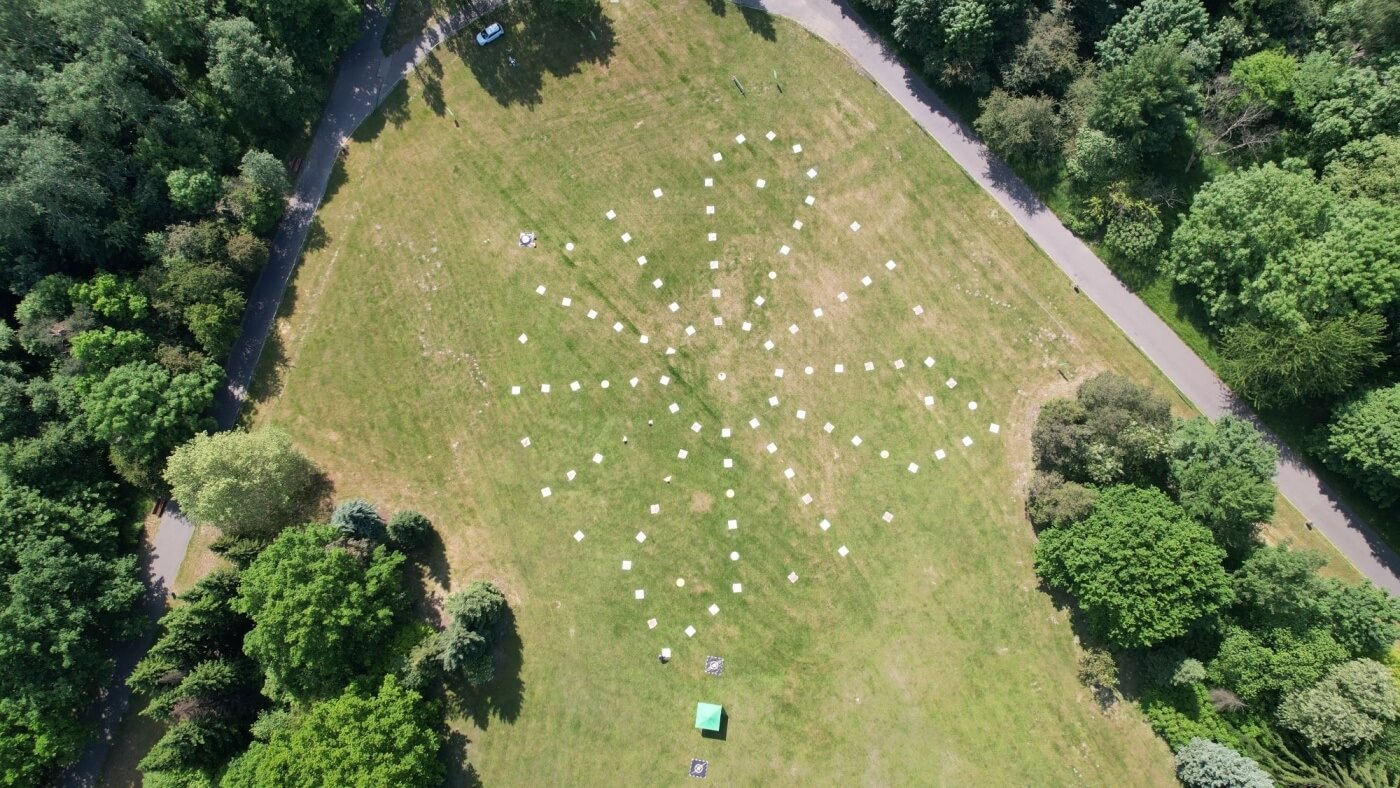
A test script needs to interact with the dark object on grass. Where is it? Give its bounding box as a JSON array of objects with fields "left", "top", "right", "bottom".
[
  {"left": 689, "top": 759, "right": 708, "bottom": 778},
  {"left": 704, "top": 656, "right": 724, "bottom": 676}
]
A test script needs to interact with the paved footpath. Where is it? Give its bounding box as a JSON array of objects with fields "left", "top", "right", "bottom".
[
  {"left": 60, "top": 4, "right": 498, "bottom": 784},
  {"left": 735, "top": 0, "right": 1400, "bottom": 592}
]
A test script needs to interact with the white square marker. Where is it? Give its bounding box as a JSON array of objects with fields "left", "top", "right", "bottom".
[
  {"left": 637, "top": 255, "right": 648, "bottom": 266},
  {"left": 792, "top": 144, "right": 803, "bottom": 153},
  {"left": 666, "top": 347, "right": 676, "bottom": 355},
  {"left": 511, "top": 385, "right": 521, "bottom": 395},
  {"left": 669, "top": 403, "right": 680, "bottom": 413},
  {"left": 923, "top": 395, "right": 935, "bottom": 407},
  {"left": 742, "top": 321, "right": 752, "bottom": 332},
  {"left": 691, "top": 421, "right": 703, "bottom": 433},
  {"left": 837, "top": 291, "right": 848, "bottom": 302},
  {"left": 570, "top": 380, "right": 582, "bottom": 391},
  {"left": 650, "top": 503, "right": 660, "bottom": 514},
  {"left": 768, "top": 395, "right": 780, "bottom": 407},
  {"left": 634, "top": 589, "right": 646, "bottom": 600},
  {"left": 593, "top": 453, "right": 604, "bottom": 463},
  {"left": 612, "top": 321, "right": 624, "bottom": 332},
  {"left": 709, "top": 260, "right": 720, "bottom": 270},
  {"left": 755, "top": 178, "right": 766, "bottom": 189},
  {"left": 912, "top": 305, "right": 924, "bottom": 315},
  {"left": 629, "top": 377, "right": 639, "bottom": 387},
  {"left": 788, "top": 571, "right": 800, "bottom": 583},
  {"left": 924, "top": 356, "right": 936, "bottom": 367},
  {"left": 647, "top": 618, "right": 658, "bottom": 629},
  {"left": 834, "top": 363, "right": 845, "bottom": 373},
  {"left": 685, "top": 625, "right": 697, "bottom": 638},
  {"left": 820, "top": 519, "right": 831, "bottom": 531},
  {"left": 804, "top": 195, "right": 815, "bottom": 206},
  {"left": 566, "top": 469, "right": 577, "bottom": 481},
  {"left": 990, "top": 423, "right": 1001, "bottom": 434},
  {"left": 749, "top": 417, "right": 760, "bottom": 429},
  {"left": 849, "top": 221, "right": 861, "bottom": 232},
  {"left": 796, "top": 409, "right": 807, "bottom": 420},
  {"left": 535, "top": 284, "right": 547, "bottom": 295},
  {"left": 573, "top": 530, "right": 584, "bottom": 541},
  {"left": 721, "top": 427, "right": 733, "bottom": 438},
  {"left": 621, "top": 232, "right": 632, "bottom": 243},
  {"left": 668, "top": 302, "right": 680, "bottom": 312},
  {"left": 704, "top": 177, "right": 714, "bottom": 187},
  {"left": 636, "top": 531, "right": 647, "bottom": 543},
  {"left": 685, "top": 325, "right": 702, "bottom": 339},
  {"left": 801, "top": 493, "right": 813, "bottom": 505},
  {"left": 521, "top": 436, "right": 532, "bottom": 447},
  {"left": 807, "top": 168, "right": 818, "bottom": 178},
  {"left": 518, "top": 333, "right": 529, "bottom": 344},
  {"left": 541, "top": 383, "right": 552, "bottom": 393},
  {"left": 882, "top": 511, "right": 894, "bottom": 523},
  {"left": 779, "top": 245, "right": 791, "bottom": 256},
  {"left": 962, "top": 436, "right": 974, "bottom": 447},
  {"left": 838, "top": 545, "right": 850, "bottom": 557},
  {"left": 793, "top": 219, "right": 804, "bottom": 230},
  {"left": 728, "top": 519, "right": 738, "bottom": 530},
  {"left": 708, "top": 604, "right": 720, "bottom": 616},
  {"left": 764, "top": 340, "right": 775, "bottom": 351},
  {"left": 653, "top": 187, "right": 663, "bottom": 198},
  {"left": 813, "top": 307, "right": 824, "bottom": 318},
  {"left": 823, "top": 422, "right": 835, "bottom": 433},
  {"left": 908, "top": 463, "right": 919, "bottom": 473},
  {"left": 541, "top": 487, "right": 552, "bottom": 498},
  {"left": 704, "top": 206, "right": 715, "bottom": 218},
  {"left": 861, "top": 275, "right": 873, "bottom": 287},
  {"left": 561, "top": 297, "right": 572, "bottom": 307},
  {"left": 723, "top": 458, "right": 733, "bottom": 468},
  {"left": 677, "top": 449, "right": 688, "bottom": 459},
  {"left": 711, "top": 288, "right": 722, "bottom": 298},
  {"left": 732, "top": 583, "right": 743, "bottom": 593},
  {"left": 788, "top": 324, "right": 800, "bottom": 334},
  {"left": 735, "top": 133, "right": 746, "bottom": 144},
  {"left": 766, "top": 442, "right": 778, "bottom": 454},
  {"left": 587, "top": 309, "right": 598, "bottom": 319},
  {"left": 968, "top": 401, "right": 979, "bottom": 411},
  {"left": 784, "top": 468, "right": 796, "bottom": 479},
  {"left": 774, "top": 368, "right": 785, "bottom": 378},
  {"left": 864, "top": 361, "right": 875, "bottom": 371},
  {"left": 894, "top": 359, "right": 906, "bottom": 370},
  {"left": 766, "top": 130, "right": 776, "bottom": 140},
  {"left": 935, "top": 449, "right": 947, "bottom": 460},
  {"left": 755, "top": 295, "right": 766, "bottom": 306},
  {"left": 851, "top": 435, "right": 863, "bottom": 446},
  {"left": 652, "top": 279, "right": 663, "bottom": 289},
  {"left": 946, "top": 378, "right": 958, "bottom": 389},
  {"left": 713, "top": 152, "right": 723, "bottom": 162},
  {"left": 886, "top": 260, "right": 898, "bottom": 271},
  {"left": 708, "top": 232, "right": 717, "bottom": 242},
  {"left": 606, "top": 210, "right": 616, "bottom": 220}
]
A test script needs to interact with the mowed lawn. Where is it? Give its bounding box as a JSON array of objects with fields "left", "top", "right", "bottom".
[{"left": 239, "top": 2, "right": 1335, "bottom": 784}]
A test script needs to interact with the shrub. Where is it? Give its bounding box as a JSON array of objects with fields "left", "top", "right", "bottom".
[
  {"left": 1320, "top": 384, "right": 1400, "bottom": 507},
  {"left": 1277, "top": 659, "right": 1400, "bottom": 750},
  {"left": 387, "top": 510, "right": 433, "bottom": 552},
  {"left": 330, "top": 498, "right": 387, "bottom": 542},
  {"left": 1175, "top": 738, "right": 1274, "bottom": 788}
]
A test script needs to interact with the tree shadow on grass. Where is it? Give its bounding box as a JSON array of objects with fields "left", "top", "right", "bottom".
[
  {"left": 445, "top": 5, "right": 615, "bottom": 109},
  {"left": 445, "top": 606, "right": 524, "bottom": 728},
  {"left": 419, "top": 524, "right": 453, "bottom": 589},
  {"left": 354, "top": 81, "right": 413, "bottom": 145},
  {"left": 415, "top": 51, "right": 448, "bottom": 117},
  {"left": 442, "top": 730, "right": 483, "bottom": 787}
]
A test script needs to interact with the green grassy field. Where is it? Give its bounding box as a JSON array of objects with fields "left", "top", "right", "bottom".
[{"left": 230, "top": 1, "right": 1349, "bottom": 783}]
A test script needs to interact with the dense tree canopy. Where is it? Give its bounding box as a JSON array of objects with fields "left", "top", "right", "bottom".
[
  {"left": 164, "top": 428, "right": 320, "bottom": 537},
  {"left": 1169, "top": 416, "right": 1277, "bottom": 555},
  {"left": 1320, "top": 384, "right": 1400, "bottom": 507},
  {"left": 1035, "top": 485, "right": 1232, "bottom": 648}
]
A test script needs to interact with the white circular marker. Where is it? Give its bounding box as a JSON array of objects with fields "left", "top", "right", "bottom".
[
  {"left": 676, "top": 578, "right": 686, "bottom": 588},
  {"left": 730, "top": 551, "right": 740, "bottom": 561},
  {"left": 717, "top": 372, "right": 727, "bottom": 381},
  {"left": 880, "top": 450, "right": 890, "bottom": 458},
  {"left": 969, "top": 401, "right": 979, "bottom": 410},
  {"left": 565, "top": 242, "right": 575, "bottom": 251},
  {"left": 768, "top": 271, "right": 777, "bottom": 280},
  {"left": 725, "top": 489, "right": 735, "bottom": 498}
]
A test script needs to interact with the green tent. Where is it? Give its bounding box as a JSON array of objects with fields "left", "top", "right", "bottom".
[{"left": 695, "top": 702, "right": 723, "bottom": 731}]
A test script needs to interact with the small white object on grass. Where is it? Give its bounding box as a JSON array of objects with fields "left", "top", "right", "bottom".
[
  {"left": 784, "top": 468, "right": 796, "bottom": 479},
  {"left": 622, "top": 560, "right": 631, "bottom": 570},
  {"left": 779, "top": 244, "right": 791, "bottom": 255},
  {"left": 708, "top": 232, "right": 717, "bottom": 242},
  {"left": 805, "top": 195, "right": 815, "bottom": 206},
  {"left": 634, "top": 589, "right": 645, "bottom": 600},
  {"left": 685, "top": 325, "right": 696, "bottom": 336},
  {"left": 668, "top": 302, "right": 679, "bottom": 312},
  {"left": 712, "top": 152, "right": 723, "bottom": 162},
  {"left": 935, "top": 449, "right": 947, "bottom": 460},
  {"left": 834, "top": 363, "right": 845, "bottom": 374},
  {"left": 659, "top": 374, "right": 670, "bottom": 386},
  {"left": 561, "top": 297, "right": 572, "bottom": 307},
  {"left": 691, "top": 421, "right": 703, "bottom": 433},
  {"left": 908, "top": 463, "right": 920, "bottom": 473},
  {"left": 717, "top": 372, "right": 728, "bottom": 381},
  {"left": 685, "top": 625, "right": 696, "bottom": 638},
  {"left": 886, "top": 260, "right": 898, "bottom": 271},
  {"left": 801, "top": 493, "right": 813, "bottom": 505},
  {"left": 730, "top": 551, "right": 740, "bottom": 561},
  {"left": 946, "top": 378, "right": 958, "bottom": 389},
  {"left": 766, "top": 442, "right": 778, "bottom": 454},
  {"left": 676, "top": 578, "right": 686, "bottom": 588},
  {"left": 535, "top": 284, "right": 547, "bottom": 295},
  {"left": 924, "top": 356, "right": 935, "bottom": 368},
  {"left": 565, "top": 242, "right": 575, "bottom": 251},
  {"left": 723, "top": 458, "right": 733, "bottom": 468},
  {"left": 637, "top": 255, "right": 647, "bottom": 266},
  {"left": 647, "top": 618, "right": 658, "bottom": 630},
  {"left": 650, "top": 503, "right": 660, "bottom": 515},
  {"left": 792, "top": 143, "right": 803, "bottom": 154},
  {"left": 969, "top": 401, "right": 978, "bottom": 410},
  {"left": 706, "top": 205, "right": 715, "bottom": 215},
  {"left": 763, "top": 340, "right": 775, "bottom": 351},
  {"left": 629, "top": 377, "right": 639, "bottom": 387},
  {"left": 606, "top": 209, "right": 616, "bottom": 220},
  {"left": 807, "top": 168, "right": 818, "bottom": 178},
  {"left": 621, "top": 232, "right": 632, "bottom": 243},
  {"left": 838, "top": 545, "right": 850, "bottom": 557},
  {"left": 709, "top": 260, "right": 720, "bottom": 270},
  {"left": 774, "top": 368, "right": 785, "bottom": 379},
  {"left": 518, "top": 333, "right": 529, "bottom": 344},
  {"left": 541, "top": 487, "right": 552, "bottom": 498},
  {"left": 962, "top": 436, "right": 974, "bottom": 447},
  {"left": 704, "top": 177, "right": 713, "bottom": 187},
  {"left": 613, "top": 321, "right": 624, "bottom": 332},
  {"left": 880, "top": 450, "right": 890, "bottom": 459},
  {"left": 708, "top": 604, "right": 720, "bottom": 616},
  {"left": 990, "top": 423, "right": 1001, "bottom": 434},
  {"left": 796, "top": 409, "right": 806, "bottom": 420},
  {"left": 912, "top": 305, "right": 924, "bottom": 316},
  {"left": 742, "top": 321, "right": 752, "bottom": 332},
  {"left": 851, "top": 435, "right": 862, "bottom": 446},
  {"left": 587, "top": 309, "right": 598, "bottom": 319},
  {"left": 768, "top": 395, "right": 780, "bottom": 407},
  {"left": 600, "top": 380, "right": 610, "bottom": 389},
  {"left": 653, "top": 187, "right": 663, "bottom": 198},
  {"left": 593, "top": 453, "right": 604, "bottom": 464},
  {"left": 755, "top": 178, "right": 766, "bottom": 189},
  {"left": 894, "top": 359, "right": 906, "bottom": 370},
  {"left": 735, "top": 133, "right": 746, "bottom": 144},
  {"left": 721, "top": 427, "right": 732, "bottom": 438},
  {"left": 766, "top": 130, "right": 776, "bottom": 141},
  {"left": 573, "top": 530, "right": 584, "bottom": 541},
  {"left": 820, "top": 519, "right": 831, "bottom": 531},
  {"left": 652, "top": 278, "right": 663, "bottom": 289},
  {"left": 788, "top": 323, "right": 800, "bottom": 334},
  {"left": 813, "top": 307, "right": 823, "bottom": 318},
  {"left": 669, "top": 402, "right": 680, "bottom": 413},
  {"left": 793, "top": 219, "right": 804, "bottom": 230},
  {"left": 732, "top": 583, "right": 743, "bottom": 593},
  {"left": 861, "top": 275, "right": 873, "bottom": 287},
  {"left": 837, "top": 291, "right": 848, "bottom": 302},
  {"left": 566, "top": 469, "right": 577, "bottom": 481},
  {"left": 749, "top": 417, "right": 760, "bottom": 429},
  {"left": 849, "top": 221, "right": 861, "bottom": 232},
  {"left": 755, "top": 295, "right": 766, "bottom": 306},
  {"left": 510, "top": 385, "right": 521, "bottom": 396},
  {"left": 804, "top": 366, "right": 814, "bottom": 375},
  {"left": 677, "top": 449, "right": 688, "bottom": 459},
  {"left": 635, "top": 531, "right": 647, "bottom": 543},
  {"left": 712, "top": 288, "right": 722, "bottom": 298},
  {"left": 823, "top": 422, "right": 835, "bottom": 434},
  {"left": 788, "top": 571, "right": 800, "bottom": 584},
  {"left": 725, "top": 488, "right": 735, "bottom": 498},
  {"left": 520, "top": 436, "right": 531, "bottom": 448},
  {"left": 570, "top": 380, "right": 581, "bottom": 391},
  {"left": 882, "top": 511, "right": 895, "bottom": 523},
  {"left": 864, "top": 361, "right": 875, "bottom": 372},
  {"left": 728, "top": 519, "right": 738, "bottom": 530},
  {"left": 923, "top": 395, "right": 935, "bottom": 407},
  {"left": 541, "top": 383, "right": 551, "bottom": 393}
]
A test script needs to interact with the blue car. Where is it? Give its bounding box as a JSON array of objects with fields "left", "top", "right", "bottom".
[{"left": 475, "top": 22, "right": 504, "bottom": 46}]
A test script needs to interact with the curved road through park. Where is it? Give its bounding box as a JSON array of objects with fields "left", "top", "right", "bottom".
[{"left": 68, "top": 0, "right": 1400, "bottom": 782}]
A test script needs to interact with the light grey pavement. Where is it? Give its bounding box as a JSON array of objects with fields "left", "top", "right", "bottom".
[
  {"left": 61, "top": 4, "right": 498, "bottom": 784},
  {"left": 735, "top": 0, "right": 1400, "bottom": 592}
]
